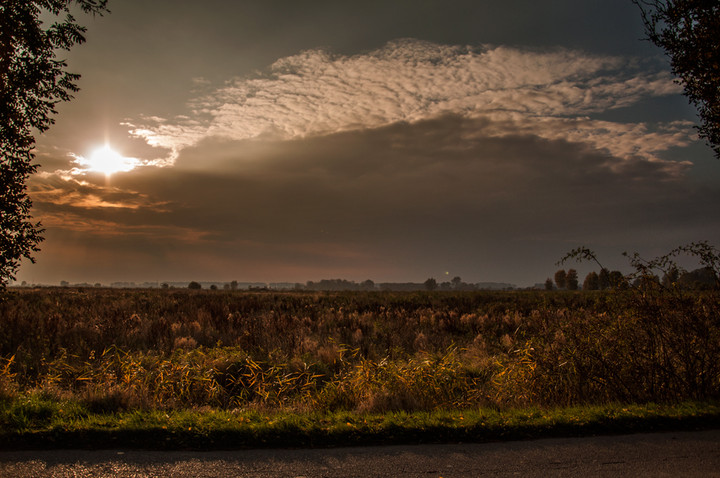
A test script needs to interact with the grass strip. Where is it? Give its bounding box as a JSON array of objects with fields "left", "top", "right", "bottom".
[{"left": 1, "top": 398, "right": 719, "bottom": 450}]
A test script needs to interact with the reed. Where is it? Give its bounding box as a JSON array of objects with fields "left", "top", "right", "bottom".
[{"left": 0, "top": 285, "right": 717, "bottom": 414}]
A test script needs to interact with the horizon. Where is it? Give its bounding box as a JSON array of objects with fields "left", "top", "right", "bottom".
[{"left": 10, "top": 278, "right": 520, "bottom": 289}]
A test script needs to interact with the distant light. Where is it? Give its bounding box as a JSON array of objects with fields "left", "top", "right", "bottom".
[{"left": 76, "top": 145, "right": 140, "bottom": 176}]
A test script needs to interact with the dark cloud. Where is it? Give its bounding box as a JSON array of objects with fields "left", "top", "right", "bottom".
[{"left": 25, "top": 115, "right": 720, "bottom": 285}]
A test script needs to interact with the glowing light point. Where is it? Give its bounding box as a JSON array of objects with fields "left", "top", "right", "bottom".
[{"left": 78, "top": 145, "right": 139, "bottom": 176}]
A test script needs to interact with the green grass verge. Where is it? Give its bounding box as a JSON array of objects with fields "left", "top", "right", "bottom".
[{"left": 1, "top": 396, "right": 719, "bottom": 450}]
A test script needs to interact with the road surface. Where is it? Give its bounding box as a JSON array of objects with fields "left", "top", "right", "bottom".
[{"left": 1, "top": 429, "right": 719, "bottom": 477}]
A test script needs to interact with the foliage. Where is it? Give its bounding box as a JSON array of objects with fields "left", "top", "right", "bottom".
[
  {"left": 565, "top": 269, "right": 579, "bottom": 290},
  {"left": 542, "top": 242, "right": 720, "bottom": 404},
  {"left": 632, "top": 0, "right": 720, "bottom": 158},
  {"left": 0, "top": 0, "right": 109, "bottom": 289},
  {"left": 423, "top": 277, "right": 437, "bottom": 291},
  {"left": 598, "top": 268, "right": 611, "bottom": 290},
  {"left": 583, "top": 271, "right": 599, "bottom": 290},
  {"left": 315, "top": 348, "right": 490, "bottom": 412},
  {"left": 0, "top": 274, "right": 719, "bottom": 413},
  {"left": 2, "top": 397, "right": 717, "bottom": 449}
]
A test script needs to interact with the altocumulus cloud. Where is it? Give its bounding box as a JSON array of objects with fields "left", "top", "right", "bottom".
[{"left": 127, "top": 39, "right": 690, "bottom": 169}]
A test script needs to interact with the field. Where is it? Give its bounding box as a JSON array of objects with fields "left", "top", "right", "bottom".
[{"left": 0, "top": 285, "right": 719, "bottom": 447}]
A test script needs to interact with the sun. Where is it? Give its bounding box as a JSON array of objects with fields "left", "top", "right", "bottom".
[{"left": 80, "top": 145, "right": 139, "bottom": 176}]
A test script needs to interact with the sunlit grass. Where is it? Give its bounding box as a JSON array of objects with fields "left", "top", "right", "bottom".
[
  {"left": 1, "top": 394, "right": 718, "bottom": 449},
  {"left": 0, "top": 286, "right": 718, "bottom": 447}
]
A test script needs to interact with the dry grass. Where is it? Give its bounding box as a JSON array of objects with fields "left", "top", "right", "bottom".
[{"left": 0, "top": 285, "right": 718, "bottom": 413}]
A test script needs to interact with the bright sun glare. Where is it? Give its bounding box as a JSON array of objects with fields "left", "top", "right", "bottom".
[{"left": 78, "top": 145, "right": 139, "bottom": 176}]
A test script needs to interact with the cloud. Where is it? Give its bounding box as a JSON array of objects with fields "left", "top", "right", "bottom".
[
  {"left": 24, "top": 39, "right": 717, "bottom": 285},
  {"left": 30, "top": 175, "right": 169, "bottom": 211},
  {"left": 35, "top": 114, "right": 701, "bottom": 241},
  {"left": 126, "top": 39, "right": 689, "bottom": 165},
  {"left": 26, "top": 113, "right": 720, "bottom": 284}
]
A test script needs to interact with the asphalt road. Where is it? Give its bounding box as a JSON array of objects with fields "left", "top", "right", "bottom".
[{"left": 1, "top": 429, "right": 719, "bottom": 477}]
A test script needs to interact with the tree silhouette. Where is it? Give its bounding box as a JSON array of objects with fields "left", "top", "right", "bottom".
[
  {"left": 632, "top": 0, "right": 720, "bottom": 158},
  {"left": 566, "top": 269, "right": 579, "bottom": 290},
  {"left": 554, "top": 269, "right": 567, "bottom": 289},
  {"left": 609, "top": 270, "right": 627, "bottom": 290},
  {"left": 0, "top": 0, "right": 109, "bottom": 289},
  {"left": 361, "top": 279, "right": 375, "bottom": 290},
  {"left": 583, "top": 271, "right": 599, "bottom": 290},
  {"left": 662, "top": 266, "right": 680, "bottom": 287},
  {"left": 598, "top": 268, "right": 611, "bottom": 290},
  {"left": 424, "top": 278, "right": 437, "bottom": 291}
]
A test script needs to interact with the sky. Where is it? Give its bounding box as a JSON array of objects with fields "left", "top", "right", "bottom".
[{"left": 18, "top": 0, "right": 720, "bottom": 287}]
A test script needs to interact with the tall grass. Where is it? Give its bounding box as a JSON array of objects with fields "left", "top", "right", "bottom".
[{"left": 0, "top": 275, "right": 718, "bottom": 413}]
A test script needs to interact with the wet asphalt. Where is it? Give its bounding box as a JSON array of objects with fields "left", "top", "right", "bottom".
[{"left": 0, "top": 429, "right": 719, "bottom": 477}]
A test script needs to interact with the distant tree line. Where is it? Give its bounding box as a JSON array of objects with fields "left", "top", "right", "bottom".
[
  {"left": 580, "top": 268, "right": 628, "bottom": 291},
  {"left": 177, "top": 277, "right": 516, "bottom": 292},
  {"left": 637, "top": 266, "right": 718, "bottom": 290},
  {"left": 422, "top": 276, "right": 491, "bottom": 291},
  {"left": 546, "top": 266, "right": 718, "bottom": 291},
  {"left": 303, "top": 279, "right": 377, "bottom": 291},
  {"left": 546, "top": 268, "right": 626, "bottom": 291}
]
